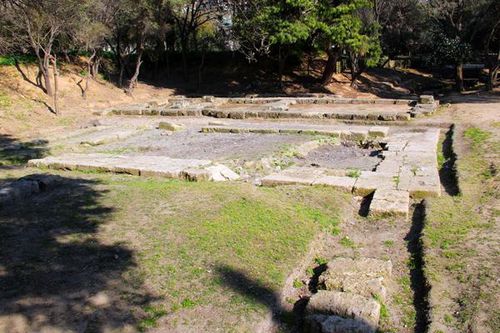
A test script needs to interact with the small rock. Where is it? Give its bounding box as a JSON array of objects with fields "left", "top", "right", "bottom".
[{"left": 158, "top": 122, "right": 186, "bottom": 131}]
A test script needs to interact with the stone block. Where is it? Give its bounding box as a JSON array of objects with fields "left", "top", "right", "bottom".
[
  {"left": 260, "top": 174, "right": 314, "bottom": 186},
  {"left": 369, "top": 189, "right": 409, "bottom": 218},
  {"left": 306, "top": 290, "right": 380, "bottom": 327},
  {"left": 158, "top": 122, "right": 185, "bottom": 131},
  {"left": 419, "top": 95, "right": 435, "bottom": 104},
  {"left": 368, "top": 126, "right": 389, "bottom": 138},
  {"left": 312, "top": 176, "right": 356, "bottom": 192},
  {"left": 304, "top": 314, "right": 376, "bottom": 333},
  {"left": 160, "top": 109, "right": 180, "bottom": 116},
  {"left": 352, "top": 172, "right": 396, "bottom": 196},
  {"left": 228, "top": 111, "right": 246, "bottom": 119},
  {"left": 205, "top": 164, "right": 240, "bottom": 181}
]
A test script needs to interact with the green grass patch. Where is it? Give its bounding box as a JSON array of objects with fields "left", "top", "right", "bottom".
[
  {"left": 98, "top": 179, "right": 349, "bottom": 328},
  {"left": 339, "top": 235, "right": 356, "bottom": 248},
  {"left": 138, "top": 305, "right": 168, "bottom": 332},
  {"left": 423, "top": 126, "right": 498, "bottom": 331},
  {"left": 0, "top": 54, "right": 37, "bottom": 66},
  {"left": 463, "top": 127, "right": 491, "bottom": 146}
]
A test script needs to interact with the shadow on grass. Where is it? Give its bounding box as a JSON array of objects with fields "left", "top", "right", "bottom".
[
  {"left": 0, "top": 175, "right": 156, "bottom": 332},
  {"left": 215, "top": 264, "right": 380, "bottom": 332},
  {"left": 405, "top": 201, "right": 431, "bottom": 333},
  {"left": 0, "top": 134, "right": 49, "bottom": 169},
  {"left": 439, "top": 125, "right": 460, "bottom": 196}
]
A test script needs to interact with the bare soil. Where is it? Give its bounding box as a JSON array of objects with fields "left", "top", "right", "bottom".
[{"left": 297, "top": 143, "right": 382, "bottom": 171}]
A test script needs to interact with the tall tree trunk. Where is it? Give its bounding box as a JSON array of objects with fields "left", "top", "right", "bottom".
[
  {"left": 278, "top": 45, "right": 287, "bottom": 88},
  {"left": 349, "top": 52, "right": 359, "bottom": 87},
  {"left": 321, "top": 49, "right": 338, "bottom": 86},
  {"left": 39, "top": 54, "right": 53, "bottom": 97},
  {"left": 127, "top": 48, "right": 144, "bottom": 94},
  {"left": 455, "top": 63, "right": 464, "bottom": 92},
  {"left": 83, "top": 50, "right": 96, "bottom": 99},
  {"left": 50, "top": 55, "right": 59, "bottom": 115}
]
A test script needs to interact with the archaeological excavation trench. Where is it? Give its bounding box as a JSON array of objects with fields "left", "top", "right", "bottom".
[{"left": 2, "top": 95, "right": 446, "bottom": 332}]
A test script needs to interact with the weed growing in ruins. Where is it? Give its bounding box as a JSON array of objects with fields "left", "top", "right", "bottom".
[
  {"left": 339, "top": 236, "right": 356, "bottom": 248},
  {"left": 346, "top": 168, "right": 361, "bottom": 178}
]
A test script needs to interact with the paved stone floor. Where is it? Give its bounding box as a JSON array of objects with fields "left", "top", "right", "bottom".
[{"left": 261, "top": 128, "right": 441, "bottom": 218}]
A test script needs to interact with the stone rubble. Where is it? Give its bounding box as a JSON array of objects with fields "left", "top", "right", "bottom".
[
  {"left": 0, "top": 174, "right": 61, "bottom": 208},
  {"left": 305, "top": 257, "right": 392, "bottom": 333}
]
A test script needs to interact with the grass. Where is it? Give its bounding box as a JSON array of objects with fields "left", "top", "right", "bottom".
[
  {"left": 0, "top": 91, "right": 12, "bottom": 108},
  {"left": 97, "top": 178, "right": 349, "bottom": 330},
  {"left": 346, "top": 168, "right": 361, "bottom": 178},
  {"left": 339, "top": 235, "right": 356, "bottom": 248},
  {"left": 423, "top": 126, "right": 499, "bottom": 332},
  {"left": 0, "top": 54, "right": 37, "bottom": 66}
]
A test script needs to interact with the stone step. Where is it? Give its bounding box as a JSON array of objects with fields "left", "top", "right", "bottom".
[
  {"left": 305, "top": 314, "right": 376, "bottom": 333},
  {"left": 306, "top": 290, "right": 380, "bottom": 327},
  {"left": 369, "top": 189, "right": 410, "bottom": 218},
  {"left": 27, "top": 154, "right": 239, "bottom": 182},
  {"left": 318, "top": 257, "right": 392, "bottom": 302},
  {"left": 201, "top": 126, "right": 389, "bottom": 140}
]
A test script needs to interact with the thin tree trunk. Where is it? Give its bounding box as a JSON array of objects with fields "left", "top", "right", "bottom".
[
  {"left": 455, "top": 63, "right": 464, "bottom": 92},
  {"left": 51, "top": 55, "right": 59, "bottom": 115},
  {"left": 83, "top": 50, "right": 96, "bottom": 99},
  {"left": 127, "top": 48, "right": 144, "bottom": 94},
  {"left": 40, "top": 54, "right": 53, "bottom": 96}
]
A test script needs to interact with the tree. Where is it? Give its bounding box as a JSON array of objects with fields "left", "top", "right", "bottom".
[
  {"left": 1, "top": 0, "right": 91, "bottom": 114},
  {"left": 315, "top": 0, "right": 381, "bottom": 86},
  {"left": 169, "top": 0, "right": 222, "bottom": 80},
  {"left": 232, "top": 0, "right": 316, "bottom": 84},
  {"left": 426, "top": 0, "right": 492, "bottom": 92}
]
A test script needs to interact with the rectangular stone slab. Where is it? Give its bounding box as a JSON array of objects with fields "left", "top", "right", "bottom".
[
  {"left": 27, "top": 154, "right": 225, "bottom": 181},
  {"left": 306, "top": 290, "right": 381, "bottom": 327},
  {"left": 369, "top": 189, "right": 410, "bottom": 218}
]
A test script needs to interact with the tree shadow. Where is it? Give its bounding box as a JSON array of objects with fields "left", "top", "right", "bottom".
[
  {"left": 0, "top": 134, "right": 49, "bottom": 169},
  {"left": 214, "top": 265, "right": 299, "bottom": 331},
  {"left": 14, "top": 60, "right": 46, "bottom": 94},
  {"left": 215, "top": 264, "right": 379, "bottom": 333},
  {"left": 355, "top": 68, "right": 446, "bottom": 99},
  {"left": 0, "top": 174, "right": 156, "bottom": 332},
  {"left": 439, "top": 125, "right": 460, "bottom": 196},
  {"left": 404, "top": 202, "right": 431, "bottom": 333}
]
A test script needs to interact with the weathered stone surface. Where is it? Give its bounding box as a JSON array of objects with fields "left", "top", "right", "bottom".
[
  {"left": 319, "top": 257, "right": 392, "bottom": 301},
  {"left": 306, "top": 290, "right": 380, "bottom": 326},
  {"left": 158, "top": 122, "right": 185, "bottom": 131},
  {"left": 79, "top": 128, "right": 137, "bottom": 146},
  {"left": 322, "top": 257, "right": 392, "bottom": 279},
  {"left": 28, "top": 154, "right": 238, "bottom": 182},
  {"left": 419, "top": 95, "right": 435, "bottom": 104},
  {"left": 205, "top": 164, "right": 240, "bottom": 181},
  {"left": 0, "top": 174, "right": 61, "bottom": 208},
  {"left": 312, "top": 176, "right": 356, "bottom": 192},
  {"left": 352, "top": 171, "right": 396, "bottom": 196},
  {"left": 260, "top": 174, "right": 315, "bottom": 186},
  {"left": 368, "top": 126, "right": 389, "bottom": 138},
  {"left": 305, "top": 314, "right": 376, "bottom": 333},
  {"left": 369, "top": 189, "right": 410, "bottom": 217}
]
